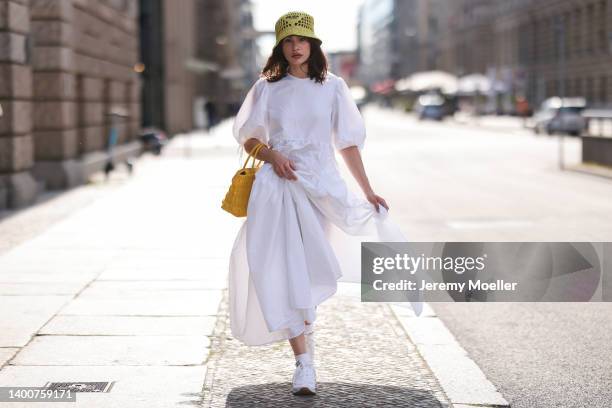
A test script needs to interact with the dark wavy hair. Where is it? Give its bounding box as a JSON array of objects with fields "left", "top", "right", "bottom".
[{"left": 261, "top": 36, "right": 328, "bottom": 84}]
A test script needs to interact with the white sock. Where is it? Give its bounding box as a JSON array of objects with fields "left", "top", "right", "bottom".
[{"left": 295, "top": 352, "right": 311, "bottom": 365}]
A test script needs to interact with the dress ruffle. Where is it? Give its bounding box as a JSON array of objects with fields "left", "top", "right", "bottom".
[{"left": 229, "top": 162, "right": 424, "bottom": 346}]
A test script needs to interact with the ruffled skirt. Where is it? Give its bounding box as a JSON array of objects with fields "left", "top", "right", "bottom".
[{"left": 228, "top": 158, "right": 423, "bottom": 346}]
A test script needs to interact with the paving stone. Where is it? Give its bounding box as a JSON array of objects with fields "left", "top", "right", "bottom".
[
  {"left": 39, "top": 315, "right": 217, "bottom": 336},
  {"left": 0, "top": 281, "right": 85, "bottom": 295},
  {"left": 97, "top": 268, "right": 228, "bottom": 287},
  {"left": 75, "top": 285, "right": 221, "bottom": 299},
  {"left": 0, "top": 270, "right": 98, "bottom": 283},
  {"left": 0, "top": 295, "right": 71, "bottom": 347},
  {"left": 103, "top": 257, "right": 227, "bottom": 271},
  {"left": 58, "top": 290, "right": 223, "bottom": 316},
  {"left": 0, "top": 348, "right": 18, "bottom": 367},
  {"left": 0, "top": 247, "right": 118, "bottom": 268},
  {"left": 202, "top": 290, "right": 451, "bottom": 407},
  {"left": 77, "top": 280, "right": 226, "bottom": 294},
  {"left": 0, "top": 365, "right": 206, "bottom": 408},
  {"left": 10, "top": 335, "right": 210, "bottom": 366}
]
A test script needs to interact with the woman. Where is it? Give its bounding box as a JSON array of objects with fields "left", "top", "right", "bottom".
[{"left": 229, "top": 11, "right": 423, "bottom": 396}]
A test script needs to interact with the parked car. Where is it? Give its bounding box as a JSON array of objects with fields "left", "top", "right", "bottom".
[
  {"left": 139, "top": 127, "right": 168, "bottom": 155},
  {"left": 349, "top": 85, "right": 367, "bottom": 112},
  {"left": 414, "top": 93, "right": 447, "bottom": 121},
  {"left": 532, "top": 97, "right": 587, "bottom": 136}
]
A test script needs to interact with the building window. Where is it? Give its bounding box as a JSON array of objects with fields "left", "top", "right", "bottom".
[
  {"left": 564, "top": 12, "right": 572, "bottom": 58},
  {"left": 532, "top": 18, "right": 539, "bottom": 63},
  {"left": 574, "top": 77, "right": 583, "bottom": 96},
  {"left": 573, "top": 7, "right": 582, "bottom": 57},
  {"left": 586, "top": 4, "right": 595, "bottom": 54},
  {"left": 546, "top": 17, "right": 555, "bottom": 62},
  {"left": 601, "top": 76, "right": 609, "bottom": 104},
  {"left": 599, "top": 0, "right": 608, "bottom": 53},
  {"left": 547, "top": 79, "right": 554, "bottom": 97},
  {"left": 540, "top": 17, "right": 552, "bottom": 62},
  {"left": 586, "top": 77, "right": 594, "bottom": 103}
]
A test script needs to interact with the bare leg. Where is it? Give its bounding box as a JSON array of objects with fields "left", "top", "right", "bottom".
[
  {"left": 289, "top": 334, "right": 307, "bottom": 355},
  {"left": 288, "top": 320, "right": 311, "bottom": 356}
]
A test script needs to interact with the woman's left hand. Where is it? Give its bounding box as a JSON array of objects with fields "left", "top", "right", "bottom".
[{"left": 365, "top": 191, "right": 389, "bottom": 213}]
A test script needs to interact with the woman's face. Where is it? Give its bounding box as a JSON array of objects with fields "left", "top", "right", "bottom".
[{"left": 281, "top": 35, "right": 311, "bottom": 68}]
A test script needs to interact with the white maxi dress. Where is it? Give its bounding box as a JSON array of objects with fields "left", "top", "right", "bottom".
[{"left": 229, "top": 71, "right": 423, "bottom": 346}]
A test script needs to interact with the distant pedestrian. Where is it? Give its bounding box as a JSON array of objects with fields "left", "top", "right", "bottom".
[
  {"left": 204, "top": 101, "right": 217, "bottom": 132},
  {"left": 228, "top": 10, "right": 423, "bottom": 397},
  {"left": 516, "top": 96, "right": 531, "bottom": 127}
]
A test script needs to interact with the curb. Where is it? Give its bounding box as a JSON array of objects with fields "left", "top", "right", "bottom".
[
  {"left": 564, "top": 162, "right": 612, "bottom": 181},
  {"left": 451, "top": 120, "right": 525, "bottom": 133},
  {"left": 389, "top": 303, "right": 510, "bottom": 408}
]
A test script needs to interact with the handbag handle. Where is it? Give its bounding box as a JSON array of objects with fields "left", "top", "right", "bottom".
[{"left": 242, "top": 142, "right": 266, "bottom": 169}]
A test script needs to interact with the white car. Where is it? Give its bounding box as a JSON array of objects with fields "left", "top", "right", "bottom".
[
  {"left": 414, "top": 93, "right": 447, "bottom": 121},
  {"left": 532, "top": 97, "right": 587, "bottom": 136}
]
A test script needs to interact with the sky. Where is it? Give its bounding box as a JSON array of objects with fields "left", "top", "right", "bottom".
[{"left": 250, "top": 0, "right": 365, "bottom": 55}]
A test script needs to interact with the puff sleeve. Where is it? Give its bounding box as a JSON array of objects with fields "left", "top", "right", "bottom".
[
  {"left": 232, "top": 77, "right": 269, "bottom": 148},
  {"left": 331, "top": 76, "right": 366, "bottom": 152}
]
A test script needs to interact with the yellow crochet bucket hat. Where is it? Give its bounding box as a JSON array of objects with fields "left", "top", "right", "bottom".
[{"left": 274, "top": 11, "right": 322, "bottom": 48}]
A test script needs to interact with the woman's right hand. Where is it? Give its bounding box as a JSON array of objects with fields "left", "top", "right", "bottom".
[{"left": 270, "top": 150, "right": 298, "bottom": 180}]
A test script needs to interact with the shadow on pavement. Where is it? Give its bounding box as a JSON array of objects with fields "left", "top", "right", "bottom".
[{"left": 225, "top": 382, "right": 445, "bottom": 407}]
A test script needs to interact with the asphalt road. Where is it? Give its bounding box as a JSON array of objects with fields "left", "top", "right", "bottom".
[{"left": 356, "top": 106, "right": 612, "bottom": 408}]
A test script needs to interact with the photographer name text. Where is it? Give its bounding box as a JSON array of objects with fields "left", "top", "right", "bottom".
[{"left": 372, "top": 279, "right": 518, "bottom": 292}]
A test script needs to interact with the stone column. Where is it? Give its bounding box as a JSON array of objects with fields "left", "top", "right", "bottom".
[
  {"left": 127, "top": 73, "right": 142, "bottom": 141},
  {"left": 77, "top": 75, "right": 105, "bottom": 154},
  {"left": 0, "top": 0, "right": 38, "bottom": 209},
  {"left": 109, "top": 79, "right": 128, "bottom": 144},
  {"left": 29, "top": 0, "right": 81, "bottom": 189},
  {"left": 122, "top": 0, "right": 140, "bottom": 139}
]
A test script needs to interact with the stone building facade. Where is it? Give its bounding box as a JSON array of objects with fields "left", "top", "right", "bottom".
[
  {"left": 356, "top": 0, "right": 396, "bottom": 86},
  {"left": 414, "top": 0, "right": 454, "bottom": 73},
  {"left": 158, "top": 0, "right": 197, "bottom": 134},
  {"left": 196, "top": 0, "right": 258, "bottom": 120},
  {"left": 0, "top": 0, "right": 141, "bottom": 209},
  {"left": 492, "top": 0, "right": 612, "bottom": 108},
  {"left": 429, "top": 0, "right": 612, "bottom": 109},
  {"left": 357, "top": 0, "right": 612, "bottom": 110}
]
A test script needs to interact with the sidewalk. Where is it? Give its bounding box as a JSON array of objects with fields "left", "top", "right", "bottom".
[
  {"left": 203, "top": 290, "right": 449, "bottom": 407},
  {"left": 0, "top": 128, "right": 495, "bottom": 407},
  {"left": 0, "top": 139, "right": 239, "bottom": 407}
]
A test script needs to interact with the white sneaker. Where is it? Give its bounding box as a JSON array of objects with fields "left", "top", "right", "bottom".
[{"left": 291, "top": 359, "right": 317, "bottom": 395}]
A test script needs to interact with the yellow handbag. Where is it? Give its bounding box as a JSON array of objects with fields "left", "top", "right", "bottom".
[{"left": 221, "top": 142, "right": 267, "bottom": 217}]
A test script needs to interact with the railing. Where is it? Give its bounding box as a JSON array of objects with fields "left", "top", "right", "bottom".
[
  {"left": 581, "top": 110, "right": 612, "bottom": 168},
  {"left": 583, "top": 109, "right": 612, "bottom": 138}
]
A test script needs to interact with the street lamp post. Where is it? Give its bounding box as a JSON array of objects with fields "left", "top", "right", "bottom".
[{"left": 555, "top": 16, "right": 567, "bottom": 171}]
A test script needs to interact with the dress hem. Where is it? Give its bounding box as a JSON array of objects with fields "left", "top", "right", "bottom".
[{"left": 231, "top": 284, "right": 338, "bottom": 347}]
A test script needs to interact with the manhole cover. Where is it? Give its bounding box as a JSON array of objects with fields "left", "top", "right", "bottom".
[{"left": 44, "top": 382, "right": 114, "bottom": 393}]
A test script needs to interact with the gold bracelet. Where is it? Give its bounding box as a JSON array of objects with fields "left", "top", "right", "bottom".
[{"left": 255, "top": 142, "right": 269, "bottom": 159}]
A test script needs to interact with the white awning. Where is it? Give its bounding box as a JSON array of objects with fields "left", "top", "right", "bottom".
[{"left": 394, "top": 71, "right": 458, "bottom": 94}]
